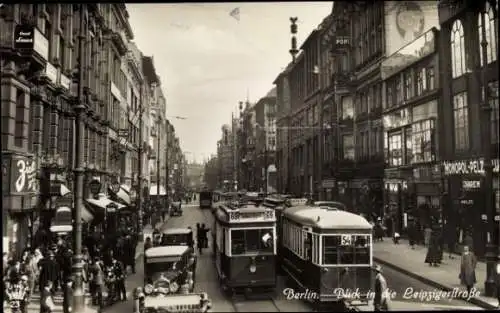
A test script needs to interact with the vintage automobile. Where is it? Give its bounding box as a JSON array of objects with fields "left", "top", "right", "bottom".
[
  {"left": 134, "top": 246, "right": 206, "bottom": 313},
  {"left": 170, "top": 201, "right": 183, "bottom": 217},
  {"left": 154, "top": 228, "right": 195, "bottom": 248}
]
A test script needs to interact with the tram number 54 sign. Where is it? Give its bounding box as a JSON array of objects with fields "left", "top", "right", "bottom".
[{"left": 341, "top": 235, "right": 353, "bottom": 246}]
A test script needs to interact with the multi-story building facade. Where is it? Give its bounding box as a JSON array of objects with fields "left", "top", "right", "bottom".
[
  {"left": 1, "top": 4, "right": 136, "bottom": 256},
  {"left": 217, "top": 124, "right": 235, "bottom": 190},
  {"left": 381, "top": 25, "right": 441, "bottom": 236},
  {"left": 254, "top": 88, "right": 278, "bottom": 193},
  {"left": 437, "top": 0, "right": 498, "bottom": 256},
  {"left": 203, "top": 156, "right": 219, "bottom": 191},
  {"left": 274, "top": 64, "right": 292, "bottom": 194}
]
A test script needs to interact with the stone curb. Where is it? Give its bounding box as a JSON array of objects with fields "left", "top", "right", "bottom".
[{"left": 374, "top": 257, "right": 498, "bottom": 310}]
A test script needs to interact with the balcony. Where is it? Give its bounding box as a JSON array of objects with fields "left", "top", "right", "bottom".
[{"left": 111, "top": 30, "right": 128, "bottom": 56}]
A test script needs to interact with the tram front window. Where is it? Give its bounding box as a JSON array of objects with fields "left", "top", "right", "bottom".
[
  {"left": 231, "top": 228, "right": 274, "bottom": 255},
  {"left": 322, "top": 235, "right": 371, "bottom": 265}
]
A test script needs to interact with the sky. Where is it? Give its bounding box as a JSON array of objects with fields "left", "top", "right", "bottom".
[{"left": 126, "top": 2, "right": 332, "bottom": 163}]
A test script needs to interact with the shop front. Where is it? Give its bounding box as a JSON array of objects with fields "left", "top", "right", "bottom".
[
  {"left": 412, "top": 164, "right": 443, "bottom": 231},
  {"left": 2, "top": 153, "right": 38, "bottom": 258},
  {"left": 442, "top": 158, "right": 500, "bottom": 257},
  {"left": 383, "top": 167, "right": 413, "bottom": 235}
]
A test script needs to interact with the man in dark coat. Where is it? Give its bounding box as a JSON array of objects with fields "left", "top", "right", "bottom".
[
  {"left": 124, "top": 235, "right": 136, "bottom": 274},
  {"left": 112, "top": 257, "right": 127, "bottom": 301},
  {"left": 38, "top": 251, "right": 59, "bottom": 294}
]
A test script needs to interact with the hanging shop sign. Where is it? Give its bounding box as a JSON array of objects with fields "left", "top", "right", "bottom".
[
  {"left": 14, "top": 25, "right": 49, "bottom": 61},
  {"left": 7, "top": 155, "right": 38, "bottom": 195},
  {"left": 442, "top": 158, "right": 500, "bottom": 176},
  {"left": 462, "top": 180, "right": 481, "bottom": 190}
]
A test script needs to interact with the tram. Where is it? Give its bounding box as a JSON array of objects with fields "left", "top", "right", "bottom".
[
  {"left": 212, "top": 200, "right": 277, "bottom": 295},
  {"left": 279, "top": 204, "right": 373, "bottom": 310},
  {"left": 261, "top": 196, "right": 308, "bottom": 273}
]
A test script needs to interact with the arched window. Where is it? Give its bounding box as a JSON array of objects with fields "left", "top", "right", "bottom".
[
  {"left": 478, "top": 1, "right": 498, "bottom": 66},
  {"left": 450, "top": 20, "right": 467, "bottom": 78}
]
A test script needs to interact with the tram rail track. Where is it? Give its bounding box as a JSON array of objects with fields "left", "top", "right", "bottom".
[{"left": 229, "top": 293, "right": 282, "bottom": 312}]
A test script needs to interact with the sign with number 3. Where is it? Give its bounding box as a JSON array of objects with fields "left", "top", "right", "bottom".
[{"left": 341, "top": 234, "right": 353, "bottom": 246}]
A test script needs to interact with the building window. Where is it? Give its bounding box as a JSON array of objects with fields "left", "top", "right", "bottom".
[
  {"left": 395, "top": 79, "right": 402, "bottom": 104},
  {"left": 374, "top": 84, "right": 381, "bottom": 109},
  {"left": 426, "top": 67, "right": 435, "bottom": 90},
  {"left": 387, "top": 85, "right": 394, "bottom": 108},
  {"left": 404, "top": 71, "right": 413, "bottom": 100},
  {"left": 450, "top": 19, "right": 467, "bottom": 78},
  {"left": 342, "top": 134, "right": 355, "bottom": 160},
  {"left": 14, "top": 89, "right": 25, "bottom": 148},
  {"left": 478, "top": 1, "right": 498, "bottom": 66},
  {"left": 388, "top": 132, "right": 402, "bottom": 166},
  {"left": 412, "top": 119, "right": 436, "bottom": 163},
  {"left": 453, "top": 92, "right": 469, "bottom": 151},
  {"left": 416, "top": 69, "right": 424, "bottom": 96},
  {"left": 341, "top": 96, "right": 354, "bottom": 119},
  {"left": 405, "top": 127, "right": 412, "bottom": 164},
  {"left": 489, "top": 81, "right": 499, "bottom": 143}
]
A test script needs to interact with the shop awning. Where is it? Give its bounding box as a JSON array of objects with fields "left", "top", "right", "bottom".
[
  {"left": 85, "top": 195, "right": 125, "bottom": 212},
  {"left": 115, "top": 185, "right": 131, "bottom": 205},
  {"left": 150, "top": 185, "right": 167, "bottom": 196}
]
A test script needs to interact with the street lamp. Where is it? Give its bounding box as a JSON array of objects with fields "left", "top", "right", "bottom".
[{"left": 71, "top": 4, "right": 86, "bottom": 313}]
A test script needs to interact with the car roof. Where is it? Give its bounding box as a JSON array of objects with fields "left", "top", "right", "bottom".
[
  {"left": 162, "top": 228, "right": 192, "bottom": 235},
  {"left": 145, "top": 246, "right": 190, "bottom": 258},
  {"left": 283, "top": 205, "right": 372, "bottom": 229}
]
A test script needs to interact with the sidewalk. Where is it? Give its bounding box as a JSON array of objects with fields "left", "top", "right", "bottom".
[{"left": 373, "top": 238, "right": 499, "bottom": 309}]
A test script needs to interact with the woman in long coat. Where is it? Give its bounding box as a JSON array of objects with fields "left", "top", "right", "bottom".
[
  {"left": 459, "top": 245, "right": 477, "bottom": 294},
  {"left": 425, "top": 229, "right": 441, "bottom": 266}
]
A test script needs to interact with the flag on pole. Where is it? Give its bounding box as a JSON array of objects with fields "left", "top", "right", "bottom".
[{"left": 229, "top": 7, "right": 240, "bottom": 21}]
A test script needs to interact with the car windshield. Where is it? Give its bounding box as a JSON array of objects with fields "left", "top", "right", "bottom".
[{"left": 162, "top": 234, "right": 191, "bottom": 245}]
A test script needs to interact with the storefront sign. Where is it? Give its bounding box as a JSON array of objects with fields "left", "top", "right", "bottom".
[
  {"left": 9, "top": 156, "right": 38, "bottom": 194},
  {"left": 442, "top": 158, "right": 500, "bottom": 176},
  {"left": 60, "top": 74, "right": 71, "bottom": 90},
  {"left": 14, "top": 25, "right": 49, "bottom": 61},
  {"left": 14, "top": 24, "right": 34, "bottom": 50},
  {"left": 88, "top": 179, "right": 101, "bottom": 196},
  {"left": 44, "top": 63, "right": 58, "bottom": 84},
  {"left": 322, "top": 179, "right": 335, "bottom": 188},
  {"left": 462, "top": 180, "right": 481, "bottom": 189}
]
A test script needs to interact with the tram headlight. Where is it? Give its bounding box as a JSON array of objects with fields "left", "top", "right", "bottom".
[
  {"left": 144, "top": 284, "right": 154, "bottom": 295},
  {"left": 249, "top": 264, "right": 257, "bottom": 273}
]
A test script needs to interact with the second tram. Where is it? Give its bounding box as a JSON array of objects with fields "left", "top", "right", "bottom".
[
  {"left": 212, "top": 200, "right": 277, "bottom": 295},
  {"left": 279, "top": 204, "right": 373, "bottom": 310}
]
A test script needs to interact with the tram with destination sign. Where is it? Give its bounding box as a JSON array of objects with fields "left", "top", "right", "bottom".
[
  {"left": 212, "top": 200, "right": 277, "bottom": 295},
  {"left": 279, "top": 204, "right": 373, "bottom": 310}
]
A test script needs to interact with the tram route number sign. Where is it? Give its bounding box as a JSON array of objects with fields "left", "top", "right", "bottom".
[{"left": 341, "top": 235, "right": 353, "bottom": 246}]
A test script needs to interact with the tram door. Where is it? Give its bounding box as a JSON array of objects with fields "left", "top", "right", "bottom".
[
  {"left": 221, "top": 228, "right": 227, "bottom": 275},
  {"left": 303, "top": 231, "right": 314, "bottom": 288}
]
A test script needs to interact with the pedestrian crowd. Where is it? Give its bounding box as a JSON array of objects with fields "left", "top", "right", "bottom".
[{"left": 3, "top": 222, "right": 139, "bottom": 313}]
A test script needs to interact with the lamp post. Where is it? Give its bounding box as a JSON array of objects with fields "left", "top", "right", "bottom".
[
  {"left": 480, "top": 8, "right": 495, "bottom": 297},
  {"left": 71, "top": 4, "right": 86, "bottom": 312},
  {"left": 137, "top": 87, "right": 144, "bottom": 242},
  {"left": 156, "top": 117, "right": 161, "bottom": 206}
]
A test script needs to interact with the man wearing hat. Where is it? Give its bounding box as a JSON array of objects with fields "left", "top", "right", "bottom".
[
  {"left": 373, "top": 264, "right": 389, "bottom": 311},
  {"left": 38, "top": 251, "right": 59, "bottom": 295}
]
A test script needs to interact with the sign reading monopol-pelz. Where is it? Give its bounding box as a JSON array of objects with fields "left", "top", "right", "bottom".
[{"left": 282, "top": 287, "right": 481, "bottom": 302}]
